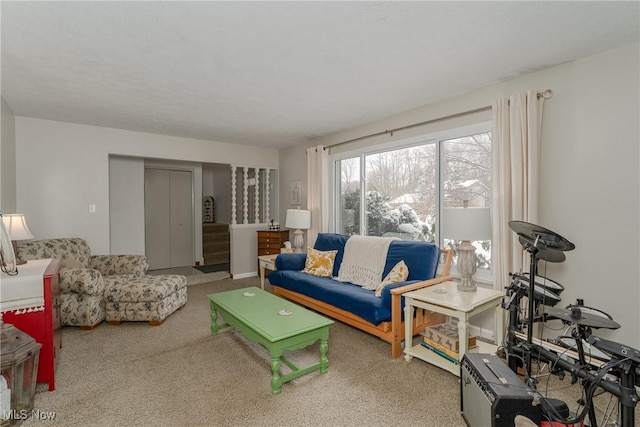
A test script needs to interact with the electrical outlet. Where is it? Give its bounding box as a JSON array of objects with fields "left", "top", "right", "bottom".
[{"left": 89, "top": 204, "right": 96, "bottom": 214}]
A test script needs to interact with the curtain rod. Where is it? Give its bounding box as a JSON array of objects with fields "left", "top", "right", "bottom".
[{"left": 329, "top": 89, "right": 553, "bottom": 150}]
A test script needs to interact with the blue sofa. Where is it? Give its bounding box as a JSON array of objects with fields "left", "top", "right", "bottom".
[{"left": 269, "top": 233, "right": 453, "bottom": 358}]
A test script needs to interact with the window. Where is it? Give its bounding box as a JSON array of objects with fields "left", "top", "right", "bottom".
[{"left": 333, "top": 124, "right": 492, "bottom": 275}]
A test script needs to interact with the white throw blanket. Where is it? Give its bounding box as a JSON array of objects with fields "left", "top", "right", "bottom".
[{"left": 336, "top": 235, "right": 397, "bottom": 290}]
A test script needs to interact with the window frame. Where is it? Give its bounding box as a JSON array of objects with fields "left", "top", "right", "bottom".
[{"left": 329, "top": 121, "right": 492, "bottom": 282}]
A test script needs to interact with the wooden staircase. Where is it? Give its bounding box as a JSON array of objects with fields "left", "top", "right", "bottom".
[{"left": 202, "top": 223, "right": 230, "bottom": 265}]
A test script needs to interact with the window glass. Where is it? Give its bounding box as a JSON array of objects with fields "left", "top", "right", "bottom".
[
  {"left": 364, "top": 145, "right": 435, "bottom": 241},
  {"left": 337, "top": 157, "right": 360, "bottom": 235},
  {"left": 333, "top": 126, "right": 492, "bottom": 273},
  {"left": 442, "top": 132, "right": 492, "bottom": 270}
]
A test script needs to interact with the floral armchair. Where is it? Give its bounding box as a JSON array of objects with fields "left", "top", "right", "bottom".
[{"left": 17, "top": 238, "right": 149, "bottom": 329}]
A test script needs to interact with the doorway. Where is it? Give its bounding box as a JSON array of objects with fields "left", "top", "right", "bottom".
[{"left": 144, "top": 168, "right": 194, "bottom": 270}]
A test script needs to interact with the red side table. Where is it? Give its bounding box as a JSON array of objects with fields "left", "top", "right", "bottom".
[{"left": 2, "top": 258, "right": 61, "bottom": 391}]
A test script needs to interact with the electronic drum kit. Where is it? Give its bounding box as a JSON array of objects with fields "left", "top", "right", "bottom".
[
  {"left": 506, "top": 221, "right": 621, "bottom": 330},
  {"left": 504, "top": 221, "right": 638, "bottom": 427}
]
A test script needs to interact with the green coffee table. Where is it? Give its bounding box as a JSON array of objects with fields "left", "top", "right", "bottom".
[{"left": 208, "top": 287, "right": 334, "bottom": 394}]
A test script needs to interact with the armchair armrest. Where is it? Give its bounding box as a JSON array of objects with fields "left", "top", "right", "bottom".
[
  {"left": 59, "top": 268, "right": 106, "bottom": 296},
  {"left": 90, "top": 255, "right": 149, "bottom": 277}
]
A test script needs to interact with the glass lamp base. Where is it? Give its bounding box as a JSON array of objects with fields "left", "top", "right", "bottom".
[
  {"left": 456, "top": 240, "right": 477, "bottom": 292},
  {"left": 293, "top": 230, "right": 304, "bottom": 253}
]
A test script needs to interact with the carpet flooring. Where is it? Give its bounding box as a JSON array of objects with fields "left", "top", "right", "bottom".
[{"left": 22, "top": 276, "right": 629, "bottom": 426}]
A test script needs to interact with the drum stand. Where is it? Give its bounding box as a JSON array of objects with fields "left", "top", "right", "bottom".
[{"left": 507, "top": 221, "right": 576, "bottom": 385}]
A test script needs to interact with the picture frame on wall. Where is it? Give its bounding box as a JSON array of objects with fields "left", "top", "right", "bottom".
[{"left": 290, "top": 180, "right": 302, "bottom": 205}]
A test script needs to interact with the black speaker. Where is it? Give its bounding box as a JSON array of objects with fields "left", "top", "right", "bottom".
[{"left": 460, "top": 353, "right": 541, "bottom": 427}]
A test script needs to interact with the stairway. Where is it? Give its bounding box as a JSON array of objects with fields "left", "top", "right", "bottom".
[{"left": 202, "top": 223, "right": 230, "bottom": 266}]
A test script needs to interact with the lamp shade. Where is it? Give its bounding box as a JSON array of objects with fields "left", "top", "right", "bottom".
[
  {"left": 442, "top": 208, "right": 491, "bottom": 241},
  {"left": 2, "top": 214, "right": 34, "bottom": 241},
  {"left": 285, "top": 209, "right": 311, "bottom": 230}
]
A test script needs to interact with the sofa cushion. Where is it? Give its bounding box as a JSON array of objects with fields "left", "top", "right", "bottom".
[
  {"left": 375, "top": 260, "right": 409, "bottom": 297},
  {"left": 302, "top": 248, "right": 338, "bottom": 277},
  {"left": 275, "top": 253, "right": 306, "bottom": 271},
  {"left": 383, "top": 240, "right": 440, "bottom": 280},
  {"left": 313, "top": 233, "right": 349, "bottom": 277},
  {"left": 269, "top": 270, "right": 390, "bottom": 324}
]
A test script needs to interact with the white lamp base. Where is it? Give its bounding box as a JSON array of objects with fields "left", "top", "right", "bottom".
[
  {"left": 292, "top": 229, "right": 304, "bottom": 253},
  {"left": 456, "top": 240, "right": 477, "bottom": 292}
]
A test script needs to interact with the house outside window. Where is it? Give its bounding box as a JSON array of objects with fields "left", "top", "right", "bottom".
[{"left": 332, "top": 123, "right": 492, "bottom": 278}]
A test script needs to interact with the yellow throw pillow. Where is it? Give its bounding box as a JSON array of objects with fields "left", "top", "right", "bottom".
[
  {"left": 303, "top": 247, "right": 338, "bottom": 277},
  {"left": 374, "top": 260, "right": 409, "bottom": 297}
]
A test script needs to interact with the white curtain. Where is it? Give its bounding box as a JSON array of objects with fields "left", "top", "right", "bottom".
[
  {"left": 306, "top": 145, "right": 329, "bottom": 248},
  {"left": 492, "top": 91, "right": 545, "bottom": 290}
]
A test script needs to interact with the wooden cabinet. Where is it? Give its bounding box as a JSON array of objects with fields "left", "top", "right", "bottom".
[
  {"left": 3, "top": 258, "right": 61, "bottom": 391},
  {"left": 257, "top": 230, "right": 290, "bottom": 256}
]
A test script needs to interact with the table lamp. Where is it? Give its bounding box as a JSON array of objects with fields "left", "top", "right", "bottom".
[
  {"left": 442, "top": 207, "right": 491, "bottom": 292},
  {"left": 285, "top": 209, "right": 311, "bottom": 253},
  {"left": 2, "top": 214, "right": 34, "bottom": 265}
]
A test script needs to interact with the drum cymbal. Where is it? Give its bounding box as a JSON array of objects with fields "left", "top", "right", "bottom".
[
  {"left": 519, "top": 236, "right": 566, "bottom": 262},
  {"left": 510, "top": 221, "right": 576, "bottom": 252},
  {"left": 547, "top": 307, "right": 621, "bottom": 329}
]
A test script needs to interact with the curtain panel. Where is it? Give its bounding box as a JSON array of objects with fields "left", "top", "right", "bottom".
[
  {"left": 306, "top": 145, "right": 329, "bottom": 248},
  {"left": 492, "top": 91, "right": 545, "bottom": 290}
]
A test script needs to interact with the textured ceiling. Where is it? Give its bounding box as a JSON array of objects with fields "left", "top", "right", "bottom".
[{"left": 2, "top": 1, "right": 638, "bottom": 149}]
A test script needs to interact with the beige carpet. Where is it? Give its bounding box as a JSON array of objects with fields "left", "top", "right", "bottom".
[
  {"left": 186, "top": 271, "right": 230, "bottom": 286},
  {"left": 23, "top": 276, "right": 614, "bottom": 427}
]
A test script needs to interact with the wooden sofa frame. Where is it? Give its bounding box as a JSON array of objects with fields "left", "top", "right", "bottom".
[{"left": 273, "top": 248, "right": 453, "bottom": 358}]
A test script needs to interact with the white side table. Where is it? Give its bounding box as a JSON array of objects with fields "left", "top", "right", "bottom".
[
  {"left": 403, "top": 281, "right": 505, "bottom": 376},
  {"left": 258, "top": 254, "right": 278, "bottom": 290}
]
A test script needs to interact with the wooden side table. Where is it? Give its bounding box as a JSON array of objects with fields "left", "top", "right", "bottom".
[
  {"left": 403, "top": 281, "right": 504, "bottom": 376},
  {"left": 258, "top": 254, "right": 278, "bottom": 290}
]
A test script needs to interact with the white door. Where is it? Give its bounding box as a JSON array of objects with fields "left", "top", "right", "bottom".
[
  {"left": 169, "top": 170, "right": 194, "bottom": 268},
  {"left": 145, "top": 168, "right": 194, "bottom": 270}
]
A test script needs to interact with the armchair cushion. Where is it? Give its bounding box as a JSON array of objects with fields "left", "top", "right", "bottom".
[{"left": 90, "top": 255, "right": 149, "bottom": 277}]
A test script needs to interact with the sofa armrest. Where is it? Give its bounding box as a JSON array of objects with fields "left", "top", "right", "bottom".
[
  {"left": 90, "top": 255, "right": 149, "bottom": 277},
  {"left": 275, "top": 253, "right": 307, "bottom": 271},
  {"left": 59, "top": 268, "right": 106, "bottom": 296},
  {"left": 389, "top": 275, "right": 453, "bottom": 296}
]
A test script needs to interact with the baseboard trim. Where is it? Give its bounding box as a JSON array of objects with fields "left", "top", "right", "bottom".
[{"left": 231, "top": 271, "right": 258, "bottom": 280}]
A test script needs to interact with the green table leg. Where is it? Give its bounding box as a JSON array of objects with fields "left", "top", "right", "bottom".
[
  {"left": 320, "top": 339, "right": 329, "bottom": 374},
  {"left": 270, "top": 354, "right": 283, "bottom": 395},
  {"left": 210, "top": 302, "right": 219, "bottom": 335}
]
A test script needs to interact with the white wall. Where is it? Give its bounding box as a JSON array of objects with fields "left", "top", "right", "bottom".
[
  {"left": 280, "top": 43, "right": 640, "bottom": 346},
  {"left": 229, "top": 224, "right": 261, "bottom": 278},
  {"left": 211, "top": 163, "right": 232, "bottom": 224},
  {"left": 278, "top": 144, "right": 310, "bottom": 244},
  {"left": 109, "top": 155, "right": 145, "bottom": 254},
  {"left": 1, "top": 98, "right": 17, "bottom": 213},
  {"left": 15, "top": 118, "right": 279, "bottom": 255},
  {"left": 202, "top": 164, "right": 215, "bottom": 201}
]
